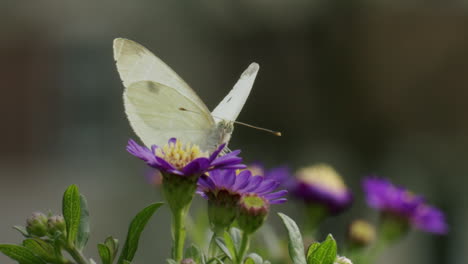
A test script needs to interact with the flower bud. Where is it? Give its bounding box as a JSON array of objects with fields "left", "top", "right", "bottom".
[
  {"left": 180, "top": 259, "right": 196, "bottom": 264},
  {"left": 335, "top": 256, "right": 353, "bottom": 264},
  {"left": 348, "top": 220, "right": 376, "bottom": 248},
  {"left": 207, "top": 190, "right": 239, "bottom": 232},
  {"left": 237, "top": 194, "right": 269, "bottom": 234},
  {"left": 26, "top": 212, "right": 48, "bottom": 237},
  {"left": 48, "top": 215, "right": 66, "bottom": 236}
]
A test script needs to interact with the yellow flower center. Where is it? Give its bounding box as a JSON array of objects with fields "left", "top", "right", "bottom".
[
  {"left": 296, "top": 164, "right": 348, "bottom": 194},
  {"left": 155, "top": 140, "right": 208, "bottom": 170}
]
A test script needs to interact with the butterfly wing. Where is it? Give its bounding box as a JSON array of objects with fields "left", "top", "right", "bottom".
[
  {"left": 211, "top": 62, "right": 259, "bottom": 122},
  {"left": 124, "top": 81, "right": 220, "bottom": 151},
  {"left": 113, "top": 38, "right": 211, "bottom": 114}
]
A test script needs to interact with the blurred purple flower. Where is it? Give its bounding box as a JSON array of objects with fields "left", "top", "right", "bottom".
[
  {"left": 197, "top": 169, "right": 288, "bottom": 205},
  {"left": 363, "top": 177, "right": 448, "bottom": 234},
  {"left": 127, "top": 138, "right": 245, "bottom": 177},
  {"left": 245, "top": 163, "right": 292, "bottom": 186},
  {"left": 292, "top": 164, "right": 353, "bottom": 214}
]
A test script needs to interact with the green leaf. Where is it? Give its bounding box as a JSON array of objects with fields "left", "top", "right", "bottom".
[
  {"left": 245, "top": 253, "right": 263, "bottom": 264},
  {"left": 244, "top": 258, "right": 255, "bottom": 264},
  {"left": 117, "top": 202, "right": 163, "bottom": 264},
  {"left": 223, "top": 231, "right": 237, "bottom": 261},
  {"left": 307, "top": 234, "right": 337, "bottom": 264},
  {"left": 306, "top": 242, "right": 320, "bottom": 259},
  {"left": 229, "top": 228, "right": 242, "bottom": 252},
  {"left": 0, "top": 244, "right": 46, "bottom": 264},
  {"left": 98, "top": 243, "right": 112, "bottom": 264},
  {"left": 185, "top": 244, "right": 202, "bottom": 263},
  {"left": 206, "top": 257, "right": 225, "bottom": 264},
  {"left": 76, "top": 194, "right": 90, "bottom": 250},
  {"left": 104, "top": 236, "right": 119, "bottom": 262},
  {"left": 23, "top": 239, "right": 56, "bottom": 263},
  {"left": 278, "top": 213, "right": 307, "bottom": 264},
  {"left": 13, "top": 226, "right": 30, "bottom": 237},
  {"left": 122, "top": 261, "right": 131, "bottom": 264},
  {"left": 62, "top": 184, "right": 81, "bottom": 245},
  {"left": 214, "top": 238, "right": 232, "bottom": 259},
  {"left": 166, "top": 259, "right": 177, "bottom": 264}
]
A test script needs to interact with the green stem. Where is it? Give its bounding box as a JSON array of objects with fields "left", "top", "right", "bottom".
[
  {"left": 236, "top": 232, "right": 250, "bottom": 264},
  {"left": 172, "top": 209, "right": 186, "bottom": 262},
  {"left": 65, "top": 245, "right": 89, "bottom": 264}
]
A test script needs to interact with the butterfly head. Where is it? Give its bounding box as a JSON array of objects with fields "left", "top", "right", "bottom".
[{"left": 217, "top": 120, "right": 234, "bottom": 146}]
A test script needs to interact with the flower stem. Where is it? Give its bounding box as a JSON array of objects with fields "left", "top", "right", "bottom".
[
  {"left": 236, "top": 232, "right": 250, "bottom": 264},
  {"left": 65, "top": 245, "right": 89, "bottom": 264},
  {"left": 172, "top": 208, "right": 187, "bottom": 262}
]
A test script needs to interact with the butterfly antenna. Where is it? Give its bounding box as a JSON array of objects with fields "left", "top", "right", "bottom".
[{"left": 179, "top": 107, "right": 282, "bottom": 136}]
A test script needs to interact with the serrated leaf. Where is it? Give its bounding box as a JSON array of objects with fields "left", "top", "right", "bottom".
[
  {"left": 117, "top": 203, "right": 163, "bottom": 264},
  {"left": 23, "top": 239, "right": 56, "bottom": 262},
  {"left": 62, "top": 185, "right": 81, "bottom": 245},
  {"left": 76, "top": 194, "right": 90, "bottom": 250},
  {"left": 306, "top": 242, "right": 320, "bottom": 259},
  {"left": 245, "top": 253, "right": 263, "bottom": 264},
  {"left": 307, "top": 234, "right": 337, "bottom": 264},
  {"left": 98, "top": 243, "right": 112, "bottom": 264},
  {"left": 0, "top": 244, "right": 46, "bottom": 264},
  {"left": 185, "top": 244, "right": 202, "bottom": 263},
  {"left": 278, "top": 213, "right": 307, "bottom": 264},
  {"left": 223, "top": 231, "right": 237, "bottom": 261},
  {"left": 214, "top": 238, "right": 232, "bottom": 259}
]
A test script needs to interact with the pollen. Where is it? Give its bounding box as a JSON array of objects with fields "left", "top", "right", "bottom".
[
  {"left": 155, "top": 139, "right": 208, "bottom": 169},
  {"left": 297, "top": 164, "right": 348, "bottom": 194}
]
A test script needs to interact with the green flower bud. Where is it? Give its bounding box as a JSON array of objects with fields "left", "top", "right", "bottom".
[
  {"left": 48, "top": 215, "right": 66, "bottom": 236},
  {"left": 207, "top": 190, "right": 240, "bottom": 232},
  {"left": 347, "top": 219, "right": 376, "bottom": 248},
  {"left": 26, "top": 212, "right": 48, "bottom": 237},
  {"left": 161, "top": 172, "right": 199, "bottom": 213},
  {"left": 237, "top": 194, "right": 269, "bottom": 234}
]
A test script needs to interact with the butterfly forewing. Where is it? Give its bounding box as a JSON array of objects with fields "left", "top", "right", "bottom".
[
  {"left": 211, "top": 62, "right": 259, "bottom": 122},
  {"left": 124, "top": 81, "right": 219, "bottom": 151},
  {"left": 113, "top": 38, "right": 211, "bottom": 114}
]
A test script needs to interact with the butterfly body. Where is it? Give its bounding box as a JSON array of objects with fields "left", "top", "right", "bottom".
[{"left": 114, "top": 38, "right": 258, "bottom": 151}]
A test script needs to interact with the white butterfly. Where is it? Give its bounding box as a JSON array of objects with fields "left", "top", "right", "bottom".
[{"left": 113, "top": 38, "right": 259, "bottom": 152}]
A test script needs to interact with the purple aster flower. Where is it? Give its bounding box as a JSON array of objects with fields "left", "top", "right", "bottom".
[
  {"left": 126, "top": 138, "right": 245, "bottom": 177},
  {"left": 198, "top": 168, "right": 287, "bottom": 232},
  {"left": 362, "top": 177, "right": 448, "bottom": 235},
  {"left": 197, "top": 169, "right": 288, "bottom": 205},
  {"left": 291, "top": 164, "right": 353, "bottom": 214}
]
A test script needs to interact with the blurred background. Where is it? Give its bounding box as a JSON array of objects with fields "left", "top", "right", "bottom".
[{"left": 1, "top": 0, "right": 466, "bottom": 263}]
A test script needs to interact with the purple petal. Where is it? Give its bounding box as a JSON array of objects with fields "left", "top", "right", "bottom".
[
  {"left": 232, "top": 170, "right": 252, "bottom": 191},
  {"left": 168, "top": 138, "right": 177, "bottom": 145},
  {"left": 208, "top": 143, "right": 226, "bottom": 161},
  {"left": 270, "top": 198, "right": 288, "bottom": 204},
  {"left": 255, "top": 179, "right": 280, "bottom": 194},
  {"left": 183, "top": 158, "right": 211, "bottom": 175},
  {"left": 264, "top": 190, "right": 288, "bottom": 200},
  {"left": 241, "top": 176, "right": 263, "bottom": 192}
]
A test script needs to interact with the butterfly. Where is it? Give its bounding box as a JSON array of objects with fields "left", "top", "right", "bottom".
[{"left": 113, "top": 38, "right": 260, "bottom": 152}]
